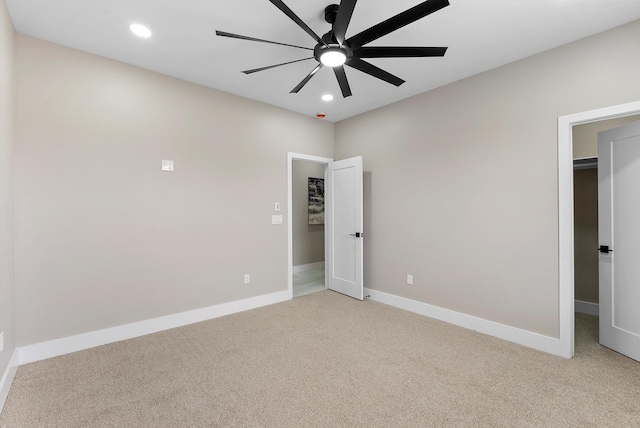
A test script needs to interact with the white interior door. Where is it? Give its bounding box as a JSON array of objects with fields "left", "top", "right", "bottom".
[
  {"left": 326, "top": 156, "right": 363, "bottom": 300},
  {"left": 598, "top": 120, "right": 640, "bottom": 361}
]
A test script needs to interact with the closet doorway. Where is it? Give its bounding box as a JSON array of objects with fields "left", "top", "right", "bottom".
[{"left": 569, "top": 112, "right": 640, "bottom": 356}]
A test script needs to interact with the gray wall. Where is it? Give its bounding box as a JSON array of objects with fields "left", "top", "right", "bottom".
[
  {"left": 334, "top": 20, "right": 640, "bottom": 338},
  {"left": 292, "top": 161, "right": 324, "bottom": 267},
  {"left": 14, "top": 35, "right": 333, "bottom": 346},
  {"left": 0, "top": 0, "right": 15, "bottom": 379}
]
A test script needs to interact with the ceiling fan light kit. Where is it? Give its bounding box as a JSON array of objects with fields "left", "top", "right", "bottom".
[
  {"left": 216, "top": 0, "right": 449, "bottom": 98},
  {"left": 319, "top": 48, "right": 347, "bottom": 67}
]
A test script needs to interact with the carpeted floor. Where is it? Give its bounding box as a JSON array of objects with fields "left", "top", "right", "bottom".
[{"left": 1, "top": 291, "right": 639, "bottom": 427}]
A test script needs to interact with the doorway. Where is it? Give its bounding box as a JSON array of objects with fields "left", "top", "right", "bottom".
[
  {"left": 292, "top": 159, "right": 327, "bottom": 297},
  {"left": 572, "top": 117, "right": 640, "bottom": 317},
  {"left": 558, "top": 100, "right": 640, "bottom": 358},
  {"left": 287, "top": 153, "right": 333, "bottom": 299}
]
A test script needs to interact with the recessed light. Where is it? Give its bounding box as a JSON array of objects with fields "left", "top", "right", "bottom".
[
  {"left": 130, "top": 23, "right": 152, "bottom": 38},
  {"left": 322, "top": 94, "right": 334, "bottom": 102}
]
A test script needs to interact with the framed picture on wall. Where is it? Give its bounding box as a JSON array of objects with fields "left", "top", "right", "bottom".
[{"left": 308, "top": 177, "right": 324, "bottom": 225}]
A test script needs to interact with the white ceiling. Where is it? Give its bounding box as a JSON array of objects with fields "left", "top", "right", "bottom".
[{"left": 6, "top": 0, "right": 640, "bottom": 122}]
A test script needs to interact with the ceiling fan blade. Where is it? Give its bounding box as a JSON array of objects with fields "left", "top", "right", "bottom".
[
  {"left": 291, "top": 64, "right": 324, "bottom": 93},
  {"left": 333, "top": 66, "right": 352, "bottom": 98},
  {"left": 269, "top": 0, "right": 327, "bottom": 46},
  {"left": 216, "top": 31, "right": 313, "bottom": 51},
  {"left": 346, "top": 57, "right": 405, "bottom": 87},
  {"left": 333, "top": 0, "right": 358, "bottom": 46},
  {"left": 346, "top": 0, "right": 450, "bottom": 50},
  {"left": 355, "top": 46, "right": 447, "bottom": 58},
  {"left": 242, "top": 57, "right": 314, "bottom": 74}
]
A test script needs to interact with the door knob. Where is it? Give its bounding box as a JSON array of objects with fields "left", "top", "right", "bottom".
[
  {"left": 599, "top": 245, "right": 612, "bottom": 254},
  {"left": 349, "top": 232, "right": 363, "bottom": 238}
]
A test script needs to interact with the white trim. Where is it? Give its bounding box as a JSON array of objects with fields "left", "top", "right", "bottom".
[
  {"left": 0, "top": 350, "right": 19, "bottom": 414},
  {"left": 287, "top": 152, "right": 333, "bottom": 301},
  {"left": 365, "top": 288, "right": 564, "bottom": 357},
  {"left": 558, "top": 100, "right": 640, "bottom": 359},
  {"left": 575, "top": 300, "right": 599, "bottom": 316},
  {"left": 293, "top": 262, "right": 325, "bottom": 274},
  {"left": 18, "top": 290, "right": 289, "bottom": 365}
]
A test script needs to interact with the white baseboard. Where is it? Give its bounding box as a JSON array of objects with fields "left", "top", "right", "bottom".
[
  {"left": 575, "top": 300, "right": 599, "bottom": 316},
  {"left": 293, "top": 262, "right": 324, "bottom": 274},
  {"left": 19, "top": 290, "right": 290, "bottom": 365},
  {"left": 364, "top": 288, "right": 565, "bottom": 358},
  {"left": 0, "top": 350, "right": 19, "bottom": 414}
]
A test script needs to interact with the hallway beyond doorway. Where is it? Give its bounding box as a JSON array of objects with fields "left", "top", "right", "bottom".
[{"left": 293, "top": 266, "right": 325, "bottom": 297}]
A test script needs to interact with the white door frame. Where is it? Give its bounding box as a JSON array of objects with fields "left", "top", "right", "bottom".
[
  {"left": 287, "top": 152, "right": 334, "bottom": 300},
  {"left": 558, "top": 100, "right": 640, "bottom": 358}
]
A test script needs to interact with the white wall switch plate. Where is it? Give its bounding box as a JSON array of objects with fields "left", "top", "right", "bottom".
[
  {"left": 275, "top": 202, "right": 280, "bottom": 212},
  {"left": 162, "top": 160, "right": 174, "bottom": 171},
  {"left": 272, "top": 215, "right": 283, "bottom": 224},
  {"left": 244, "top": 274, "right": 250, "bottom": 284},
  {"left": 407, "top": 274, "right": 413, "bottom": 285}
]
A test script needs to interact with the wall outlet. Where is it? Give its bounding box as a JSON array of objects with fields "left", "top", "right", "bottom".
[
  {"left": 0, "top": 331, "right": 4, "bottom": 352},
  {"left": 406, "top": 274, "right": 413, "bottom": 285},
  {"left": 244, "top": 274, "right": 250, "bottom": 284}
]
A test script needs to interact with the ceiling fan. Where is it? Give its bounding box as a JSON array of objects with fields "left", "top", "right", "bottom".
[{"left": 216, "top": 0, "right": 450, "bottom": 98}]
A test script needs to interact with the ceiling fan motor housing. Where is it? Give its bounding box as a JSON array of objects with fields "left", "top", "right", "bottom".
[{"left": 314, "top": 43, "right": 351, "bottom": 65}]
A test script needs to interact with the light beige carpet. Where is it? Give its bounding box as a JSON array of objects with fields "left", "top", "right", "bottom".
[{"left": 1, "top": 291, "right": 639, "bottom": 427}]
